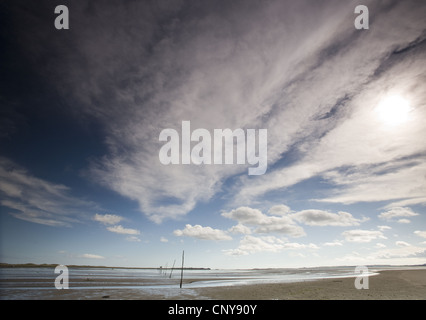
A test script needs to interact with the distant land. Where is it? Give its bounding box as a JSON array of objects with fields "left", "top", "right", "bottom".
[
  {"left": 0, "top": 262, "right": 211, "bottom": 270},
  {"left": 1, "top": 262, "right": 425, "bottom": 270}
]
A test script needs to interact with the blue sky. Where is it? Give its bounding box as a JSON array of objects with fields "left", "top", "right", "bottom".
[{"left": 1, "top": 0, "right": 426, "bottom": 269}]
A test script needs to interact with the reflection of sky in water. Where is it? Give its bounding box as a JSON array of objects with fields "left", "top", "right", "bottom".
[
  {"left": 10, "top": 265, "right": 424, "bottom": 298},
  {"left": 0, "top": 266, "right": 391, "bottom": 299}
]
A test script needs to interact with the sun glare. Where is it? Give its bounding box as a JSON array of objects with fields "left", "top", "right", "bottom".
[{"left": 375, "top": 95, "right": 411, "bottom": 126}]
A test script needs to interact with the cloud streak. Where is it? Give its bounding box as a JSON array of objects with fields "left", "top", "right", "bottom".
[
  {"left": 93, "top": 213, "right": 124, "bottom": 225},
  {"left": 378, "top": 207, "right": 419, "bottom": 223},
  {"left": 0, "top": 157, "right": 97, "bottom": 227},
  {"left": 81, "top": 253, "right": 105, "bottom": 259},
  {"left": 106, "top": 225, "right": 140, "bottom": 235},
  {"left": 231, "top": 1, "right": 426, "bottom": 208},
  {"left": 342, "top": 229, "right": 387, "bottom": 243},
  {"left": 93, "top": 214, "right": 141, "bottom": 240}
]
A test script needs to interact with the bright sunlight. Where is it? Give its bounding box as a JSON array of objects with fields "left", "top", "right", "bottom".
[{"left": 375, "top": 95, "right": 411, "bottom": 126}]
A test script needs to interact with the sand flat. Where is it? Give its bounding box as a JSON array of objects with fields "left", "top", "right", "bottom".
[
  {"left": 197, "top": 269, "right": 426, "bottom": 300},
  {"left": 1, "top": 269, "right": 425, "bottom": 299}
]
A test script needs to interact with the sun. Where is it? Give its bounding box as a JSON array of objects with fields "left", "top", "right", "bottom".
[{"left": 375, "top": 95, "right": 411, "bottom": 126}]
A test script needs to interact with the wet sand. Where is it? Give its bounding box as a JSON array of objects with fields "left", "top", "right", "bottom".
[
  {"left": 198, "top": 269, "right": 426, "bottom": 300},
  {"left": 1, "top": 269, "right": 425, "bottom": 300}
]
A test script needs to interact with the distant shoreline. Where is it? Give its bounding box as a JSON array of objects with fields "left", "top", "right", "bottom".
[
  {"left": 1, "top": 262, "right": 425, "bottom": 270},
  {"left": 0, "top": 262, "right": 426, "bottom": 270},
  {"left": 0, "top": 263, "right": 210, "bottom": 270}
]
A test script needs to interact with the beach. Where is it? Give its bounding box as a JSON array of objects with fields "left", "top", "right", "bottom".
[
  {"left": 1, "top": 267, "right": 425, "bottom": 300},
  {"left": 198, "top": 269, "right": 426, "bottom": 300}
]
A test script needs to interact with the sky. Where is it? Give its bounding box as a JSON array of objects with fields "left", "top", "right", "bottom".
[{"left": 1, "top": 0, "right": 426, "bottom": 269}]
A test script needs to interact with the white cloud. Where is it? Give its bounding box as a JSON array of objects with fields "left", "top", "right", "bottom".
[
  {"left": 81, "top": 253, "right": 105, "bottom": 259},
  {"left": 222, "top": 205, "right": 367, "bottom": 240},
  {"left": 378, "top": 225, "right": 392, "bottom": 231},
  {"left": 316, "top": 160, "right": 426, "bottom": 205},
  {"left": 397, "top": 219, "right": 411, "bottom": 224},
  {"left": 126, "top": 236, "right": 141, "bottom": 242},
  {"left": 223, "top": 235, "right": 318, "bottom": 256},
  {"left": 291, "top": 210, "right": 366, "bottom": 226},
  {"left": 93, "top": 213, "right": 124, "bottom": 225},
  {"left": 385, "top": 197, "right": 426, "bottom": 208},
  {"left": 160, "top": 237, "right": 169, "bottom": 243},
  {"left": 374, "top": 245, "right": 426, "bottom": 260},
  {"left": 94, "top": 214, "right": 140, "bottom": 238},
  {"left": 378, "top": 207, "right": 419, "bottom": 222},
  {"left": 233, "top": 17, "right": 426, "bottom": 208},
  {"left": 414, "top": 231, "right": 426, "bottom": 239},
  {"left": 106, "top": 225, "right": 140, "bottom": 235},
  {"left": 342, "top": 229, "right": 387, "bottom": 243},
  {"left": 228, "top": 224, "right": 252, "bottom": 235},
  {"left": 375, "top": 243, "right": 387, "bottom": 249},
  {"left": 268, "top": 205, "right": 291, "bottom": 216},
  {"left": 323, "top": 240, "right": 343, "bottom": 247},
  {"left": 223, "top": 236, "right": 284, "bottom": 256},
  {"left": 173, "top": 224, "right": 232, "bottom": 241},
  {"left": 222, "top": 206, "right": 305, "bottom": 237},
  {"left": 395, "top": 241, "right": 411, "bottom": 247},
  {"left": 338, "top": 241, "right": 426, "bottom": 265}
]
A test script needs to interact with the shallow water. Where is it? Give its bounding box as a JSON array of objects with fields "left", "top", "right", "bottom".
[{"left": 0, "top": 265, "right": 397, "bottom": 299}]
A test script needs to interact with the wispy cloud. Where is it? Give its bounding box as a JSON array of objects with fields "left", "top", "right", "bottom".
[
  {"left": 395, "top": 241, "right": 411, "bottom": 247},
  {"left": 291, "top": 210, "right": 368, "bottom": 227},
  {"left": 414, "top": 230, "right": 426, "bottom": 239},
  {"left": 342, "top": 229, "right": 387, "bottom": 243},
  {"left": 231, "top": 1, "right": 426, "bottom": 208},
  {"left": 323, "top": 240, "right": 343, "bottom": 247},
  {"left": 106, "top": 225, "right": 140, "bottom": 235},
  {"left": 93, "top": 213, "right": 141, "bottom": 241},
  {"left": 93, "top": 213, "right": 124, "bottom": 225},
  {"left": 81, "top": 253, "right": 105, "bottom": 259},
  {"left": 5, "top": 2, "right": 338, "bottom": 222},
  {"left": 0, "top": 157, "right": 97, "bottom": 227},
  {"left": 337, "top": 241, "right": 426, "bottom": 264},
  {"left": 8, "top": 0, "right": 426, "bottom": 226},
  {"left": 126, "top": 236, "right": 141, "bottom": 242},
  {"left": 378, "top": 207, "right": 419, "bottom": 223}
]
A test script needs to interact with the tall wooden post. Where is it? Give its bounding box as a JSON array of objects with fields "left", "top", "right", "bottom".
[
  {"left": 179, "top": 250, "right": 184, "bottom": 289},
  {"left": 169, "top": 259, "right": 176, "bottom": 279}
]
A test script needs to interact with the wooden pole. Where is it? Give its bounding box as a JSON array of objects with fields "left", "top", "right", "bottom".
[
  {"left": 169, "top": 259, "right": 176, "bottom": 279},
  {"left": 179, "top": 250, "right": 184, "bottom": 289}
]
